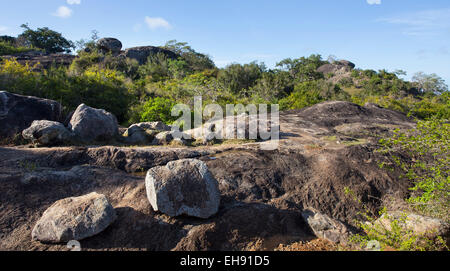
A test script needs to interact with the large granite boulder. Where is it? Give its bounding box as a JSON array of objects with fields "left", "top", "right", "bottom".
[
  {"left": 32, "top": 192, "right": 117, "bottom": 243},
  {"left": 145, "top": 159, "right": 220, "bottom": 219},
  {"left": 122, "top": 46, "right": 178, "bottom": 65},
  {"left": 22, "top": 120, "right": 71, "bottom": 146},
  {"left": 0, "top": 91, "right": 63, "bottom": 140},
  {"left": 69, "top": 104, "right": 119, "bottom": 143},
  {"left": 97, "top": 38, "right": 122, "bottom": 55}
]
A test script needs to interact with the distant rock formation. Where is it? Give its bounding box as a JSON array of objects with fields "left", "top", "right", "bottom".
[
  {"left": 0, "top": 52, "right": 76, "bottom": 70},
  {"left": 122, "top": 46, "right": 178, "bottom": 65},
  {"left": 317, "top": 59, "right": 355, "bottom": 75},
  {"left": 97, "top": 37, "right": 123, "bottom": 55}
]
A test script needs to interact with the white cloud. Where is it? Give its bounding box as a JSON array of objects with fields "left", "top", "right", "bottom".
[
  {"left": 0, "top": 26, "right": 7, "bottom": 33},
  {"left": 67, "top": 0, "right": 81, "bottom": 4},
  {"left": 145, "top": 16, "right": 171, "bottom": 30},
  {"left": 367, "top": 0, "right": 381, "bottom": 5},
  {"left": 378, "top": 8, "right": 450, "bottom": 36},
  {"left": 52, "top": 6, "right": 73, "bottom": 18}
]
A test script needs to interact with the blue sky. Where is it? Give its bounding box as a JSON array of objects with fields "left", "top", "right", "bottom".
[{"left": 0, "top": 0, "right": 449, "bottom": 84}]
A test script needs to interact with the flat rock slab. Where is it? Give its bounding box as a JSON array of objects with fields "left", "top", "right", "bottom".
[
  {"left": 32, "top": 192, "right": 117, "bottom": 243},
  {"left": 145, "top": 159, "right": 220, "bottom": 219}
]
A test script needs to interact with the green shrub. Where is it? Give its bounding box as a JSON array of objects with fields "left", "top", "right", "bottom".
[
  {"left": 0, "top": 59, "right": 133, "bottom": 122},
  {"left": 138, "top": 97, "right": 177, "bottom": 124},
  {"left": 0, "top": 41, "right": 36, "bottom": 56},
  {"left": 379, "top": 119, "right": 449, "bottom": 220}
]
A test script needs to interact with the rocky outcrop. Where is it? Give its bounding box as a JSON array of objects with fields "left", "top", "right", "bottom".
[
  {"left": 97, "top": 38, "right": 122, "bottom": 55},
  {"left": 69, "top": 104, "right": 119, "bottom": 143},
  {"left": 0, "top": 52, "right": 76, "bottom": 70},
  {"left": 32, "top": 192, "right": 117, "bottom": 243},
  {"left": 122, "top": 46, "right": 178, "bottom": 65},
  {"left": 22, "top": 120, "right": 71, "bottom": 146},
  {"left": 0, "top": 101, "right": 420, "bottom": 251},
  {"left": 145, "top": 159, "right": 220, "bottom": 218},
  {"left": 0, "top": 91, "right": 63, "bottom": 140},
  {"left": 317, "top": 60, "right": 355, "bottom": 74}
]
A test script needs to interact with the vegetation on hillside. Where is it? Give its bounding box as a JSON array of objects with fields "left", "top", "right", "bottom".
[
  {"left": 0, "top": 25, "right": 448, "bottom": 251},
  {"left": 0, "top": 25, "right": 448, "bottom": 126}
]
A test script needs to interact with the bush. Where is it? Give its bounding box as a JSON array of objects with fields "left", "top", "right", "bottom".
[
  {"left": 0, "top": 41, "right": 36, "bottom": 56},
  {"left": 379, "top": 119, "right": 449, "bottom": 220},
  {"left": 218, "top": 62, "right": 266, "bottom": 95},
  {"left": 138, "top": 97, "right": 177, "bottom": 124},
  {"left": 0, "top": 59, "right": 133, "bottom": 123}
]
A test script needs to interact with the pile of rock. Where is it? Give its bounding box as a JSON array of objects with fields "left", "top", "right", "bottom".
[
  {"left": 21, "top": 103, "right": 119, "bottom": 146},
  {"left": 184, "top": 113, "right": 278, "bottom": 145}
]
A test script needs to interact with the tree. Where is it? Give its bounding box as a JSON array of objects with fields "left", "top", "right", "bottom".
[
  {"left": 217, "top": 62, "right": 266, "bottom": 95},
  {"left": 412, "top": 72, "right": 448, "bottom": 94},
  {"left": 18, "top": 24, "right": 74, "bottom": 54},
  {"left": 276, "top": 54, "right": 325, "bottom": 82},
  {"left": 163, "top": 40, "right": 215, "bottom": 72}
]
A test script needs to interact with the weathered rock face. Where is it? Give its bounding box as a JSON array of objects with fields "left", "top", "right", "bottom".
[
  {"left": 0, "top": 101, "right": 421, "bottom": 251},
  {"left": 145, "top": 159, "right": 220, "bottom": 218},
  {"left": 0, "top": 91, "right": 63, "bottom": 140},
  {"left": 317, "top": 60, "right": 355, "bottom": 74},
  {"left": 97, "top": 38, "right": 122, "bottom": 55},
  {"left": 69, "top": 104, "right": 119, "bottom": 142},
  {"left": 122, "top": 46, "right": 178, "bottom": 65},
  {"left": 301, "top": 208, "right": 349, "bottom": 244},
  {"left": 0, "top": 53, "right": 76, "bottom": 71},
  {"left": 32, "top": 192, "right": 117, "bottom": 243},
  {"left": 22, "top": 120, "right": 71, "bottom": 146}
]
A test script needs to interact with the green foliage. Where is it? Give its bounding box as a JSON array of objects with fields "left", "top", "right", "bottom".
[
  {"left": 218, "top": 62, "right": 266, "bottom": 95},
  {"left": 378, "top": 119, "right": 449, "bottom": 220},
  {"left": 412, "top": 72, "right": 448, "bottom": 94},
  {"left": 0, "top": 41, "right": 36, "bottom": 56},
  {"left": 0, "top": 59, "right": 132, "bottom": 122},
  {"left": 344, "top": 188, "right": 448, "bottom": 251},
  {"left": 276, "top": 54, "right": 326, "bottom": 82},
  {"left": 349, "top": 207, "right": 448, "bottom": 251},
  {"left": 138, "top": 97, "right": 177, "bottom": 123},
  {"left": 163, "top": 40, "right": 215, "bottom": 72},
  {"left": 18, "top": 24, "right": 74, "bottom": 54},
  {"left": 279, "top": 80, "right": 349, "bottom": 110}
]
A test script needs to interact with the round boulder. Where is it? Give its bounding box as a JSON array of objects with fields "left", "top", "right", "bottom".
[
  {"left": 69, "top": 104, "right": 119, "bottom": 143},
  {"left": 22, "top": 120, "right": 71, "bottom": 146},
  {"left": 32, "top": 192, "right": 117, "bottom": 243},
  {"left": 97, "top": 38, "right": 122, "bottom": 55},
  {"left": 145, "top": 159, "right": 220, "bottom": 219}
]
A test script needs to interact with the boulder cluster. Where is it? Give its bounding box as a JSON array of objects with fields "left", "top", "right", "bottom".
[
  {"left": 95, "top": 37, "right": 178, "bottom": 64},
  {"left": 0, "top": 91, "right": 191, "bottom": 146}
]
